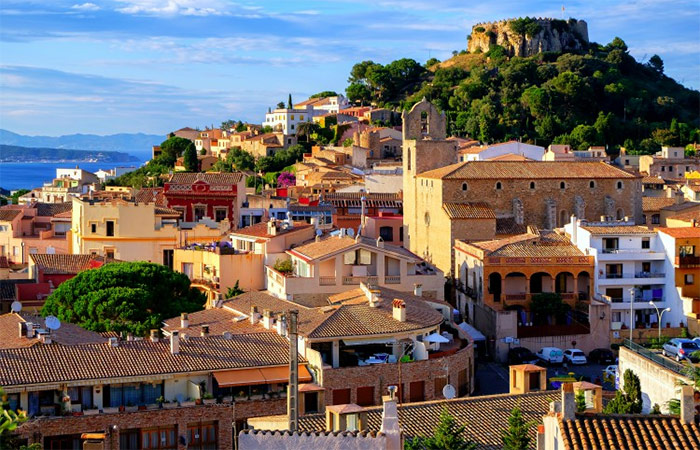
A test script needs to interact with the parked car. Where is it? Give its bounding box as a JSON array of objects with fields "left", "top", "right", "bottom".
[
  {"left": 603, "top": 365, "right": 617, "bottom": 379},
  {"left": 588, "top": 348, "right": 615, "bottom": 364},
  {"left": 563, "top": 349, "right": 588, "bottom": 365},
  {"left": 508, "top": 347, "right": 539, "bottom": 365},
  {"left": 536, "top": 347, "right": 564, "bottom": 364},
  {"left": 662, "top": 338, "right": 700, "bottom": 362},
  {"left": 693, "top": 337, "right": 700, "bottom": 346}
]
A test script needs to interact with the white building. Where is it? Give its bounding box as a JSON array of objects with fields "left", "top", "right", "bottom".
[
  {"left": 565, "top": 218, "right": 684, "bottom": 330},
  {"left": 263, "top": 105, "right": 314, "bottom": 135},
  {"left": 294, "top": 94, "right": 350, "bottom": 114},
  {"left": 94, "top": 167, "right": 137, "bottom": 183},
  {"left": 460, "top": 141, "right": 545, "bottom": 162}
]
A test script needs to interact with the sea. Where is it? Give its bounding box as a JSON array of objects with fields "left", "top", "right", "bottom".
[{"left": 0, "top": 161, "right": 143, "bottom": 192}]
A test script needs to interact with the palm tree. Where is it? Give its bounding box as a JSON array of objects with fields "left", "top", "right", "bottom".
[{"left": 296, "top": 122, "right": 319, "bottom": 143}]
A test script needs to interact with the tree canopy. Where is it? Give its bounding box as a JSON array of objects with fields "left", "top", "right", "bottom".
[
  {"left": 183, "top": 144, "right": 198, "bottom": 171},
  {"left": 404, "top": 408, "right": 476, "bottom": 450},
  {"left": 346, "top": 37, "right": 699, "bottom": 153},
  {"left": 41, "top": 262, "right": 205, "bottom": 336},
  {"left": 502, "top": 405, "right": 535, "bottom": 450},
  {"left": 603, "top": 369, "right": 642, "bottom": 414}
]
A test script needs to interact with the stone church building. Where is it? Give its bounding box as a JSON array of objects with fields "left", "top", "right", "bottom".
[{"left": 402, "top": 99, "right": 642, "bottom": 275}]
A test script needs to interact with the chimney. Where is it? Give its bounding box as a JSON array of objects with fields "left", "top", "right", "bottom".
[
  {"left": 262, "top": 309, "right": 273, "bottom": 329},
  {"left": 150, "top": 329, "right": 159, "bottom": 342},
  {"left": 25, "top": 322, "right": 35, "bottom": 339},
  {"left": 380, "top": 388, "right": 402, "bottom": 450},
  {"left": 680, "top": 385, "right": 695, "bottom": 424},
  {"left": 250, "top": 306, "right": 259, "bottom": 324},
  {"left": 170, "top": 330, "right": 180, "bottom": 354},
  {"left": 571, "top": 216, "right": 578, "bottom": 244},
  {"left": 38, "top": 331, "right": 52, "bottom": 345},
  {"left": 392, "top": 299, "right": 406, "bottom": 322},
  {"left": 201, "top": 324, "right": 210, "bottom": 336},
  {"left": 600, "top": 215, "right": 606, "bottom": 222},
  {"left": 108, "top": 336, "right": 119, "bottom": 347},
  {"left": 18, "top": 322, "right": 26, "bottom": 339},
  {"left": 360, "top": 196, "right": 367, "bottom": 236},
  {"left": 180, "top": 313, "right": 189, "bottom": 329},
  {"left": 126, "top": 333, "right": 134, "bottom": 342},
  {"left": 414, "top": 283, "right": 423, "bottom": 297},
  {"left": 268, "top": 219, "right": 277, "bottom": 236},
  {"left": 536, "top": 424, "right": 545, "bottom": 450},
  {"left": 561, "top": 383, "right": 576, "bottom": 420}
]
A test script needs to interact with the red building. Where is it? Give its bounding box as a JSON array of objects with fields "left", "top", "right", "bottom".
[
  {"left": 324, "top": 192, "right": 403, "bottom": 230},
  {"left": 163, "top": 172, "right": 246, "bottom": 225}
]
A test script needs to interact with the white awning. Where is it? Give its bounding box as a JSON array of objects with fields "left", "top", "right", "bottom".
[
  {"left": 424, "top": 332, "right": 450, "bottom": 343},
  {"left": 458, "top": 322, "right": 486, "bottom": 341},
  {"left": 342, "top": 338, "right": 396, "bottom": 346}
]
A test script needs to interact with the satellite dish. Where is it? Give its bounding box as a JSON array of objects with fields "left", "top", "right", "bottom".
[
  {"left": 315, "top": 229, "right": 323, "bottom": 237},
  {"left": 347, "top": 228, "right": 355, "bottom": 237},
  {"left": 45, "top": 315, "right": 61, "bottom": 331},
  {"left": 10, "top": 301, "right": 22, "bottom": 313},
  {"left": 442, "top": 384, "right": 456, "bottom": 400}
]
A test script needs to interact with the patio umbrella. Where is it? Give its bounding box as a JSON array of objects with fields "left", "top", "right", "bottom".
[{"left": 423, "top": 332, "right": 450, "bottom": 343}]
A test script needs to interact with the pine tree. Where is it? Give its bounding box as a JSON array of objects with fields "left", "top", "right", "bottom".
[
  {"left": 404, "top": 408, "right": 475, "bottom": 450},
  {"left": 575, "top": 390, "right": 587, "bottom": 412},
  {"left": 502, "top": 405, "right": 533, "bottom": 450},
  {"left": 183, "top": 144, "right": 198, "bottom": 172},
  {"left": 603, "top": 369, "right": 642, "bottom": 414},
  {"left": 287, "top": 93, "right": 293, "bottom": 109}
]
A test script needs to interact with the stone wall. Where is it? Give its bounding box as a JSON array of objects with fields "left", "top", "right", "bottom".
[{"left": 618, "top": 346, "right": 689, "bottom": 413}]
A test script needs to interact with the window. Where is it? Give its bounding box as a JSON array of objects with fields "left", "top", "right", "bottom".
[
  {"left": 106, "top": 220, "right": 114, "bottom": 237},
  {"left": 304, "top": 392, "right": 319, "bottom": 414},
  {"left": 616, "top": 181, "right": 623, "bottom": 189},
  {"left": 529, "top": 181, "right": 536, "bottom": 190},
  {"left": 589, "top": 180, "right": 596, "bottom": 188},
  {"left": 424, "top": 212, "right": 430, "bottom": 226},
  {"left": 290, "top": 115, "right": 294, "bottom": 120},
  {"left": 625, "top": 159, "right": 630, "bottom": 165},
  {"left": 560, "top": 181, "right": 566, "bottom": 189},
  {"left": 182, "top": 263, "right": 193, "bottom": 279},
  {"left": 679, "top": 245, "right": 695, "bottom": 257},
  {"left": 187, "top": 423, "right": 217, "bottom": 450},
  {"left": 356, "top": 386, "right": 375, "bottom": 406},
  {"left": 668, "top": 166, "right": 673, "bottom": 172},
  {"left": 641, "top": 238, "right": 650, "bottom": 249},
  {"left": 291, "top": 124, "right": 295, "bottom": 130},
  {"left": 105, "top": 249, "right": 115, "bottom": 259},
  {"left": 603, "top": 238, "right": 619, "bottom": 252},
  {"left": 495, "top": 181, "right": 502, "bottom": 190},
  {"left": 616, "top": 208, "right": 625, "bottom": 220},
  {"left": 194, "top": 206, "right": 206, "bottom": 221},
  {"left": 214, "top": 208, "right": 227, "bottom": 222},
  {"left": 642, "top": 262, "right": 651, "bottom": 273},
  {"left": 461, "top": 182, "right": 468, "bottom": 191},
  {"left": 332, "top": 388, "right": 351, "bottom": 405},
  {"left": 90, "top": 223, "right": 97, "bottom": 233},
  {"left": 287, "top": 138, "right": 292, "bottom": 144},
  {"left": 300, "top": 115, "right": 304, "bottom": 120},
  {"left": 379, "top": 226, "right": 394, "bottom": 242},
  {"left": 685, "top": 274, "right": 695, "bottom": 285},
  {"left": 661, "top": 166, "right": 665, "bottom": 172},
  {"left": 652, "top": 214, "right": 660, "bottom": 224}
]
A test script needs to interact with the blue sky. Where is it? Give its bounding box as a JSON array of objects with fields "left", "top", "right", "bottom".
[{"left": 1, "top": 0, "right": 698, "bottom": 136}]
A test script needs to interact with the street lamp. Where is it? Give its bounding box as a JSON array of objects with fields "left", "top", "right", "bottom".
[
  {"left": 628, "top": 288, "right": 635, "bottom": 342},
  {"left": 648, "top": 301, "right": 671, "bottom": 341}
]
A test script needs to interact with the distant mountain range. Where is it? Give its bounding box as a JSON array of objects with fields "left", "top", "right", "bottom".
[
  {"left": 0, "top": 129, "right": 164, "bottom": 161},
  {"left": 0, "top": 144, "right": 139, "bottom": 163}
]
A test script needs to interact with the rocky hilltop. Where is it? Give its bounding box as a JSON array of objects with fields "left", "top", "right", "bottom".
[{"left": 467, "top": 17, "right": 588, "bottom": 57}]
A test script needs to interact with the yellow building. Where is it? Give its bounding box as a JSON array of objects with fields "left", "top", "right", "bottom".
[
  {"left": 658, "top": 227, "right": 700, "bottom": 334},
  {"left": 71, "top": 197, "right": 228, "bottom": 263}
]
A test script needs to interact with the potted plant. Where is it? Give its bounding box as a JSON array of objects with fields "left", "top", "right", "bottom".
[
  {"left": 234, "top": 390, "right": 248, "bottom": 402},
  {"left": 83, "top": 405, "right": 99, "bottom": 415},
  {"left": 125, "top": 402, "right": 138, "bottom": 413},
  {"left": 249, "top": 387, "right": 263, "bottom": 400},
  {"left": 202, "top": 393, "right": 216, "bottom": 405},
  {"left": 163, "top": 399, "right": 177, "bottom": 409}
]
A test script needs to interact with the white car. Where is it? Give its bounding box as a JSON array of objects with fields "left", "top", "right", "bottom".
[
  {"left": 536, "top": 347, "right": 564, "bottom": 364},
  {"left": 603, "top": 365, "right": 617, "bottom": 379},
  {"left": 563, "top": 349, "right": 587, "bottom": 365}
]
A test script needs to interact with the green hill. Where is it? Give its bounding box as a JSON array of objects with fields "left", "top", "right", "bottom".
[{"left": 345, "top": 30, "right": 699, "bottom": 154}]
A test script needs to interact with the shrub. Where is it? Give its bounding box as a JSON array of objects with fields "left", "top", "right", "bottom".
[
  {"left": 475, "top": 26, "right": 485, "bottom": 33},
  {"left": 274, "top": 259, "right": 293, "bottom": 274}
]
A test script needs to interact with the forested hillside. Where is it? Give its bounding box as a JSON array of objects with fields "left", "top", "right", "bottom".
[{"left": 345, "top": 29, "right": 699, "bottom": 154}]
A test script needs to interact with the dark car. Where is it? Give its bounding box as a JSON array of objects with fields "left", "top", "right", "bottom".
[
  {"left": 508, "top": 347, "right": 539, "bottom": 365},
  {"left": 589, "top": 348, "right": 615, "bottom": 364}
]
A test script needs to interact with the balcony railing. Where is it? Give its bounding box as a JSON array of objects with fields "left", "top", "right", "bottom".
[
  {"left": 505, "top": 294, "right": 526, "bottom": 301},
  {"left": 384, "top": 275, "right": 401, "bottom": 284},
  {"left": 635, "top": 272, "right": 665, "bottom": 278},
  {"left": 319, "top": 276, "right": 336, "bottom": 286},
  {"left": 676, "top": 256, "right": 700, "bottom": 267},
  {"left": 342, "top": 276, "right": 378, "bottom": 285},
  {"left": 610, "top": 297, "right": 663, "bottom": 304},
  {"left": 623, "top": 340, "right": 686, "bottom": 376}
]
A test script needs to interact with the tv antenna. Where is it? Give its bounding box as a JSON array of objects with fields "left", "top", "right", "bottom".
[
  {"left": 442, "top": 384, "right": 456, "bottom": 399},
  {"left": 45, "top": 315, "right": 62, "bottom": 331}
]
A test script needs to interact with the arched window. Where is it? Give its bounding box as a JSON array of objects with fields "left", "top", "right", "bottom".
[
  {"left": 616, "top": 208, "right": 625, "bottom": 220},
  {"left": 495, "top": 181, "right": 502, "bottom": 190},
  {"left": 529, "top": 181, "right": 536, "bottom": 190},
  {"left": 462, "top": 182, "right": 468, "bottom": 191},
  {"left": 407, "top": 149, "right": 411, "bottom": 171},
  {"left": 589, "top": 180, "right": 596, "bottom": 188},
  {"left": 424, "top": 212, "right": 430, "bottom": 226},
  {"left": 560, "top": 181, "right": 566, "bottom": 189},
  {"left": 616, "top": 181, "right": 623, "bottom": 189}
]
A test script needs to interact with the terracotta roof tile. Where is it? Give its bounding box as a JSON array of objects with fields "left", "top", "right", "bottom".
[
  {"left": 162, "top": 307, "right": 266, "bottom": 337},
  {"left": 470, "top": 232, "right": 585, "bottom": 258},
  {"left": 580, "top": 225, "right": 655, "bottom": 235},
  {"left": 0, "top": 208, "right": 22, "bottom": 222},
  {"left": 0, "top": 332, "right": 296, "bottom": 388},
  {"left": 0, "top": 312, "right": 106, "bottom": 349},
  {"left": 324, "top": 192, "right": 402, "bottom": 209},
  {"left": 442, "top": 202, "right": 496, "bottom": 220},
  {"left": 558, "top": 414, "right": 700, "bottom": 450},
  {"left": 29, "top": 254, "right": 96, "bottom": 275},
  {"left": 661, "top": 201, "right": 700, "bottom": 212},
  {"left": 642, "top": 197, "right": 676, "bottom": 212},
  {"left": 298, "top": 391, "right": 557, "bottom": 449},
  {"left": 657, "top": 227, "right": 700, "bottom": 238},
  {"left": 496, "top": 217, "right": 527, "bottom": 235},
  {"left": 232, "top": 221, "right": 312, "bottom": 239},
  {"left": 420, "top": 161, "right": 638, "bottom": 180},
  {"left": 642, "top": 176, "right": 666, "bottom": 185},
  {"left": 135, "top": 187, "right": 166, "bottom": 206},
  {"left": 35, "top": 202, "right": 72, "bottom": 217},
  {"left": 168, "top": 172, "right": 245, "bottom": 185},
  {"left": 666, "top": 209, "right": 700, "bottom": 223}
]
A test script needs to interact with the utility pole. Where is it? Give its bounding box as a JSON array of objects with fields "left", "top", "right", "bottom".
[{"left": 287, "top": 310, "right": 299, "bottom": 432}]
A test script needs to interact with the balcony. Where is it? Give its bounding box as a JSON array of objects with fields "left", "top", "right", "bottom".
[
  {"left": 676, "top": 255, "right": 700, "bottom": 268},
  {"left": 384, "top": 275, "right": 401, "bottom": 284},
  {"left": 342, "top": 276, "right": 378, "bottom": 286},
  {"left": 319, "top": 276, "right": 336, "bottom": 286},
  {"left": 598, "top": 249, "right": 665, "bottom": 261}
]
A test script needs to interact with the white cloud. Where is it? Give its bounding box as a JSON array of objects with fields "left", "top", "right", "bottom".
[
  {"left": 71, "top": 3, "right": 100, "bottom": 11},
  {"left": 114, "top": 0, "right": 234, "bottom": 16}
]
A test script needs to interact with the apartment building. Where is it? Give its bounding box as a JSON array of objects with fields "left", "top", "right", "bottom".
[
  {"left": 40, "top": 168, "right": 99, "bottom": 203},
  {"left": 0, "top": 203, "right": 72, "bottom": 264},
  {"left": 565, "top": 219, "right": 685, "bottom": 331},
  {"left": 163, "top": 172, "right": 246, "bottom": 225},
  {"left": 639, "top": 146, "right": 700, "bottom": 180},
  {"left": 266, "top": 232, "right": 445, "bottom": 303},
  {"left": 70, "top": 197, "right": 227, "bottom": 264},
  {"left": 263, "top": 105, "right": 314, "bottom": 135}
]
